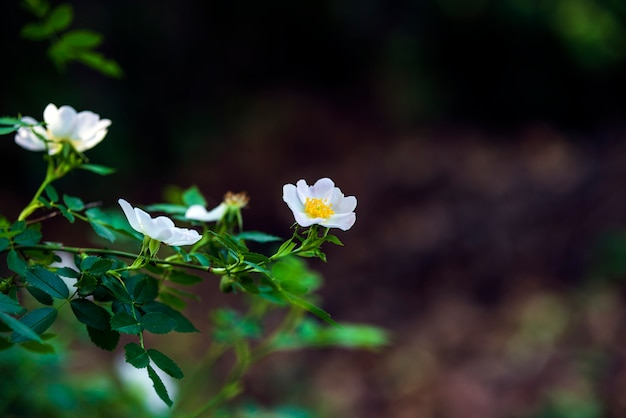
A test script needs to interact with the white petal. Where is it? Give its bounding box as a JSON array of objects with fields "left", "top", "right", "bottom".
[
  {"left": 310, "top": 178, "right": 335, "bottom": 199},
  {"left": 282, "top": 184, "right": 304, "bottom": 211},
  {"left": 292, "top": 210, "right": 317, "bottom": 227},
  {"left": 164, "top": 228, "right": 202, "bottom": 246},
  {"left": 46, "top": 104, "right": 77, "bottom": 139},
  {"left": 334, "top": 195, "right": 357, "bottom": 213},
  {"left": 295, "top": 179, "right": 311, "bottom": 203},
  {"left": 118, "top": 199, "right": 142, "bottom": 233},
  {"left": 185, "top": 203, "right": 227, "bottom": 222},
  {"left": 15, "top": 128, "right": 46, "bottom": 151},
  {"left": 324, "top": 212, "right": 356, "bottom": 231}
]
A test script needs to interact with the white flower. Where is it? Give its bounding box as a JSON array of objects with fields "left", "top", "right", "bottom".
[
  {"left": 119, "top": 199, "right": 202, "bottom": 246},
  {"left": 15, "top": 103, "right": 111, "bottom": 155},
  {"left": 185, "top": 203, "right": 227, "bottom": 222},
  {"left": 282, "top": 178, "right": 357, "bottom": 231},
  {"left": 185, "top": 191, "right": 249, "bottom": 222}
]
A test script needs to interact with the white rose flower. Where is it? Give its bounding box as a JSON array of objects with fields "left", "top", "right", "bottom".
[
  {"left": 119, "top": 199, "right": 202, "bottom": 246},
  {"left": 282, "top": 177, "right": 357, "bottom": 231},
  {"left": 15, "top": 103, "right": 111, "bottom": 155}
]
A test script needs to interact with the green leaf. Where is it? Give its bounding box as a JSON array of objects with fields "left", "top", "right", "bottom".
[
  {"left": 7, "top": 249, "right": 27, "bottom": 275},
  {"left": 81, "top": 256, "right": 114, "bottom": 276},
  {"left": 144, "top": 203, "right": 187, "bottom": 215},
  {"left": 70, "top": 299, "right": 111, "bottom": 330},
  {"left": 157, "top": 291, "right": 186, "bottom": 311},
  {"left": 23, "top": 0, "right": 50, "bottom": 17},
  {"left": 20, "top": 22, "right": 53, "bottom": 40},
  {"left": 60, "top": 29, "right": 103, "bottom": 48},
  {"left": 181, "top": 185, "right": 207, "bottom": 207},
  {"left": 0, "top": 293, "right": 24, "bottom": 315},
  {"left": 26, "top": 266, "right": 69, "bottom": 299},
  {"left": 142, "top": 301, "right": 198, "bottom": 333},
  {"left": 0, "top": 126, "right": 19, "bottom": 135},
  {"left": 148, "top": 349, "right": 184, "bottom": 379},
  {"left": 0, "top": 338, "right": 13, "bottom": 351},
  {"left": 168, "top": 269, "right": 202, "bottom": 285},
  {"left": 325, "top": 234, "right": 344, "bottom": 246},
  {"left": 89, "top": 221, "right": 117, "bottom": 242},
  {"left": 26, "top": 285, "right": 54, "bottom": 306},
  {"left": 77, "top": 274, "right": 98, "bottom": 296},
  {"left": 0, "top": 116, "right": 25, "bottom": 125},
  {"left": 273, "top": 239, "right": 296, "bottom": 258},
  {"left": 131, "top": 276, "right": 158, "bottom": 303},
  {"left": 190, "top": 252, "right": 211, "bottom": 266},
  {"left": 78, "top": 163, "right": 116, "bottom": 175},
  {"left": 59, "top": 205, "right": 75, "bottom": 223},
  {"left": 235, "top": 231, "right": 282, "bottom": 243},
  {"left": 55, "top": 267, "right": 80, "bottom": 279},
  {"left": 142, "top": 312, "right": 177, "bottom": 334},
  {"left": 147, "top": 365, "right": 173, "bottom": 407},
  {"left": 124, "top": 342, "right": 149, "bottom": 368},
  {"left": 45, "top": 185, "right": 59, "bottom": 202},
  {"left": 10, "top": 307, "right": 57, "bottom": 343},
  {"left": 47, "top": 4, "right": 73, "bottom": 31},
  {"left": 63, "top": 194, "right": 84, "bottom": 211},
  {"left": 13, "top": 227, "right": 42, "bottom": 246},
  {"left": 0, "top": 238, "right": 10, "bottom": 251},
  {"left": 235, "top": 275, "right": 259, "bottom": 294},
  {"left": 110, "top": 312, "right": 141, "bottom": 334},
  {"left": 0, "top": 311, "right": 42, "bottom": 343},
  {"left": 75, "top": 51, "right": 124, "bottom": 79},
  {"left": 87, "top": 326, "right": 120, "bottom": 351},
  {"left": 19, "top": 340, "right": 55, "bottom": 354},
  {"left": 101, "top": 276, "right": 131, "bottom": 302}
]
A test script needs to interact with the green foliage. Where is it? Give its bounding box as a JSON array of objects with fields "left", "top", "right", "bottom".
[
  {"left": 20, "top": 0, "right": 123, "bottom": 78},
  {"left": 0, "top": 101, "right": 387, "bottom": 415}
]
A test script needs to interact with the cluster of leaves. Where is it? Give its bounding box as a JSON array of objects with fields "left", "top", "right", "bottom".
[
  {"left": 20, "top": 0, "right": 122, "bottom": 78},
  {"left": 0, "top": 173, "right": 387, "bottom": 411}
]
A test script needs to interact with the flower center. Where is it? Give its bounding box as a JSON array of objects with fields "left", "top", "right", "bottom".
[{"left": 304, "top": 198, "right": 334, "bottom": 219}]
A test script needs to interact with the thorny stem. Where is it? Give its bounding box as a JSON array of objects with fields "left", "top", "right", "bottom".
[{"left": 9, "top": 244, "right": 226, "bottom": 275}]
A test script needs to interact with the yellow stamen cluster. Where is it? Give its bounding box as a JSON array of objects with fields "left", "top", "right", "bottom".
[
  {"left": 304, "top": 197, "right": 334, "bottom": 219},
  {"left": 224, "top": 191, "right": 249, "bottom": 208}
]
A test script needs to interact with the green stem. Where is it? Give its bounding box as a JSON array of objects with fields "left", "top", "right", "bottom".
[
  {"left": 17, "top": 156, "right": 56, "bottom": 221},
  {"left": 11, "top": 244, "right": 227, "bottom": 275}
]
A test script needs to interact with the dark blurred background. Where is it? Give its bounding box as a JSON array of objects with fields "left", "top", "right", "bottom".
[{"left": 4, "top": 0, "right": 626, "bottom": 417}]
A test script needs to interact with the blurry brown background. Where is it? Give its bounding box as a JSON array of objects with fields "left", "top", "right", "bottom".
[{"left": 3, "top": 1, "right": 626, "bottom": 417}]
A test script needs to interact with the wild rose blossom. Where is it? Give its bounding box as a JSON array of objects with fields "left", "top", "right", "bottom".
[
  {"left": 119, "top": 198, "right": 202, "bottom": 246},
  {"left": 15, "top": 103, "right": 111, "bottom": 155},
  {"left": 185, "top": 191, "right": 249, "bottom": 222},
  {"left": 282, "top": 178, "right": 356, "bottom": 231}
]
